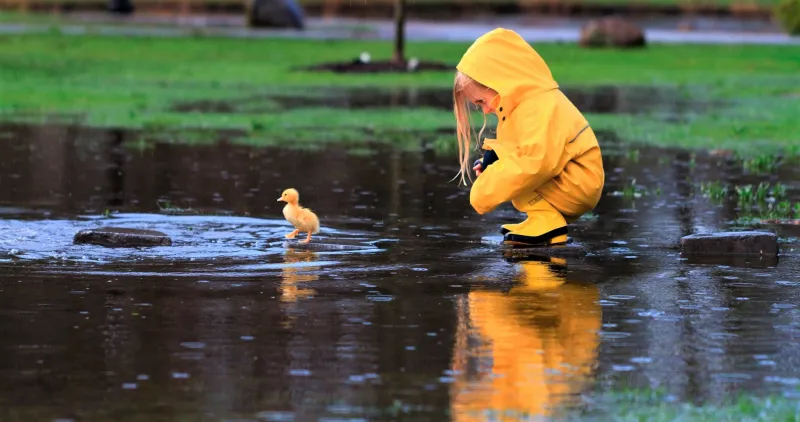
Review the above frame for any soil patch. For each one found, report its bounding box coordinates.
[302,59,453,74]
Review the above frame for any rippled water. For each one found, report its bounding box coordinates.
[1,123,800,421]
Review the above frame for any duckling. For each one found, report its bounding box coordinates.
[277,188,320,244]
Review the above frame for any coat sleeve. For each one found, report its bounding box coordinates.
[469,99,568,215]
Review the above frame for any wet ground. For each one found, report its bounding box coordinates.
[2,123,800,421]
[171,85,713,117]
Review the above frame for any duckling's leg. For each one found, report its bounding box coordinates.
[299,231,313,244]
[285,229,300,239]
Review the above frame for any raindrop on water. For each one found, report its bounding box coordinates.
[180,342,205,349]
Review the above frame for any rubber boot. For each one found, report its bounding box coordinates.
[503,192,568,247]
[500,219,526,235]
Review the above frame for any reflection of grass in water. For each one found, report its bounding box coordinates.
[124,124,458,153]
[609,178,660,199]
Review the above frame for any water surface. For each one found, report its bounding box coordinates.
[1,123,800,421]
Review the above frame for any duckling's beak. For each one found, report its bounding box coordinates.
[277,197,284,202]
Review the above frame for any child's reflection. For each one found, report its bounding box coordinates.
[450,256,601,420]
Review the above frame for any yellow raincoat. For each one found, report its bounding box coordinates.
[457,28,605,219]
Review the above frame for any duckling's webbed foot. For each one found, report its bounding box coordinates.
[285,229,300,239]
[299,232,312,244]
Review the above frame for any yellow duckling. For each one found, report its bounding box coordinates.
[277,188,320,244]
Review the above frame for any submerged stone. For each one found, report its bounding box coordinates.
[680,231,778,256]
[73,227,172,247]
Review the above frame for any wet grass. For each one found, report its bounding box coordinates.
[0,34,798,155]
[699,179,800,224]
[573,388,800,421]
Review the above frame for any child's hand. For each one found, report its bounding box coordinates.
[473,161,483,177]
[472,149,499,178]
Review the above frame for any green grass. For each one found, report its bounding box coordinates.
[566,388,800,421]
[0,32,798,156]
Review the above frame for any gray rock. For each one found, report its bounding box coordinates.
[246,0,305,29]
[74,227,172,247]
[680,231,778,256]
[579,17,646,48]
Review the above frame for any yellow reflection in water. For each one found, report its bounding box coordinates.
[280,248,319,303]
[450,256,601,421]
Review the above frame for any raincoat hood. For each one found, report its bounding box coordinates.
[456,28,558,108]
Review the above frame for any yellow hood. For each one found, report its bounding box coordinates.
[456,28,559,104]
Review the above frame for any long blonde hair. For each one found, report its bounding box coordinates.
[452,71,490,186]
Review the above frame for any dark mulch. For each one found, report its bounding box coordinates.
[302,59,453,74]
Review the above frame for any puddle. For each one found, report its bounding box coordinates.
[170,85,713,117]
[1,122,800,421]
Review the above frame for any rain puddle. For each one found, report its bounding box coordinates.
[1,123,800,421]
[171,85,714,117]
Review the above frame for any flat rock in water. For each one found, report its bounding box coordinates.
[74,227,172,247]
[680,231,778,256]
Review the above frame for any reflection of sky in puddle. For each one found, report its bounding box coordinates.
[0,212,384,271]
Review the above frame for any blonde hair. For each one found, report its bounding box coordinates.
[452,70,490,186]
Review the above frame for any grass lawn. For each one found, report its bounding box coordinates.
[0,32,798,156]
[566,388,800,421]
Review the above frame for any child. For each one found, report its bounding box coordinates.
[453,27,605,247]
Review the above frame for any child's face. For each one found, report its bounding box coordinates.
[465,85,499,115]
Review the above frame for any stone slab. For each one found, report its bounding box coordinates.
[74,227,172,247]
[680,231,778,256]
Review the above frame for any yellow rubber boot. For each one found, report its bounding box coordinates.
[503,192,568,247]
[500,219,527,235]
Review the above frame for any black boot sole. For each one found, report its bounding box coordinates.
[503,226,569,247]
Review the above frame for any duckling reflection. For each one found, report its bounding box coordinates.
[280,247,320,303]
[450,256,601,420]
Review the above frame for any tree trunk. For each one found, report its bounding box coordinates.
[107,0,134,14]
[392,0,406,64]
